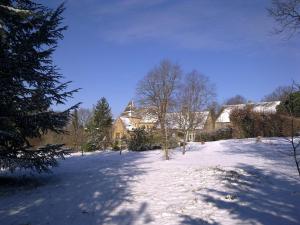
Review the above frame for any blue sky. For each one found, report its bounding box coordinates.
[40,0,300,117]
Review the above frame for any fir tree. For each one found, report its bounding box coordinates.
[94,97,113,129]
[88,97,113,150]
[0,1,79,173]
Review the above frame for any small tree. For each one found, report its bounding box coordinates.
[175,70,215,154]
[0,1,79,173]
[71,109,80,150]
[136,60,181,159]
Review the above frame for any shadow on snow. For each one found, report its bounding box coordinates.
[0,151,153,225]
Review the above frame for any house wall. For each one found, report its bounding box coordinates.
[203,113,215,132]
[112,118,128,140]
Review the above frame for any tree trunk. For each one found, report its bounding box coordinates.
[162,125,169,160]
[182,131,187,155]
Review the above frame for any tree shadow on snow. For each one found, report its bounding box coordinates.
[179,215,219,225]
[198,164,300,225]
[0,151,154,225]
[219,139,299,176]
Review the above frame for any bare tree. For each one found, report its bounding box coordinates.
[208,101,222,130]
[268,0,300,37]
[175,70,215,154]
[136,60,182,160]
[262,85,293,101]
[78,108,93,127]
[225,95,247,105]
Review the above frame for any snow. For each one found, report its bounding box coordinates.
[166,111,210,130]
[216,104,245,123]
[216,101,281,123]
[253,101,281,113]
[140,114,158,124]
[120,116,135,131]
[0,5,30,14]
[1,138,300,225]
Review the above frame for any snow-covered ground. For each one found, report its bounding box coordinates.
[1,138,300,225]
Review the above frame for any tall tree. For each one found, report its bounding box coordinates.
[175,70,215,154]
[88,97,113,150]
[268,0,300,37]
[136,60,181,159]
[0,1,79,173]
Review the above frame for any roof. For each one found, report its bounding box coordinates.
[253,101,281,113]
[166,111,210,130]
[121,100,139,118]
[216,101,281,123]
[140,113,158,124]
[216,104,246,123]
[119,116,136,131]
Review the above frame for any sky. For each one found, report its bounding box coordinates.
[39,0,300,117]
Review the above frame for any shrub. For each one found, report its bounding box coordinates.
[81,142,97,152]
[230,107,288,138]
[128,128,152,151]
[112,141,120,151]
[167,137,180,149]
[196,128,233,142]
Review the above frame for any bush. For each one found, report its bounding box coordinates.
[112,141,120,151]
[128,128,152,151]
[81,142,97,152]
[196,128,233,142]
[167,137,180,149]
[230,107,288,138]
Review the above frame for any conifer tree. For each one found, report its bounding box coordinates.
[93,97,113,130]
[0,1,79,172]
[87,97,113,150]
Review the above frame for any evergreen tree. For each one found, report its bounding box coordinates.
[0,1,79,172]
[87,97,113,150]
[93,97,113,130]
[277,91,300,118]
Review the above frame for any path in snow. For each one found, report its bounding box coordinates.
[0,138,300,225]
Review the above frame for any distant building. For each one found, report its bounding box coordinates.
[112,100,214,142]
[215,101,281,129]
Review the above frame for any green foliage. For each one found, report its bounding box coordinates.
[196,128,233,142]
[81,142,96,152]
[93,97,113,129]
[167,137,179,149]
[112,141,120,151]
[277,91,300,117]
[128,128,152,151]
[86,97,113,150]
[0,1,79,172]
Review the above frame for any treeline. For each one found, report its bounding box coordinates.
[31,97,113,153]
